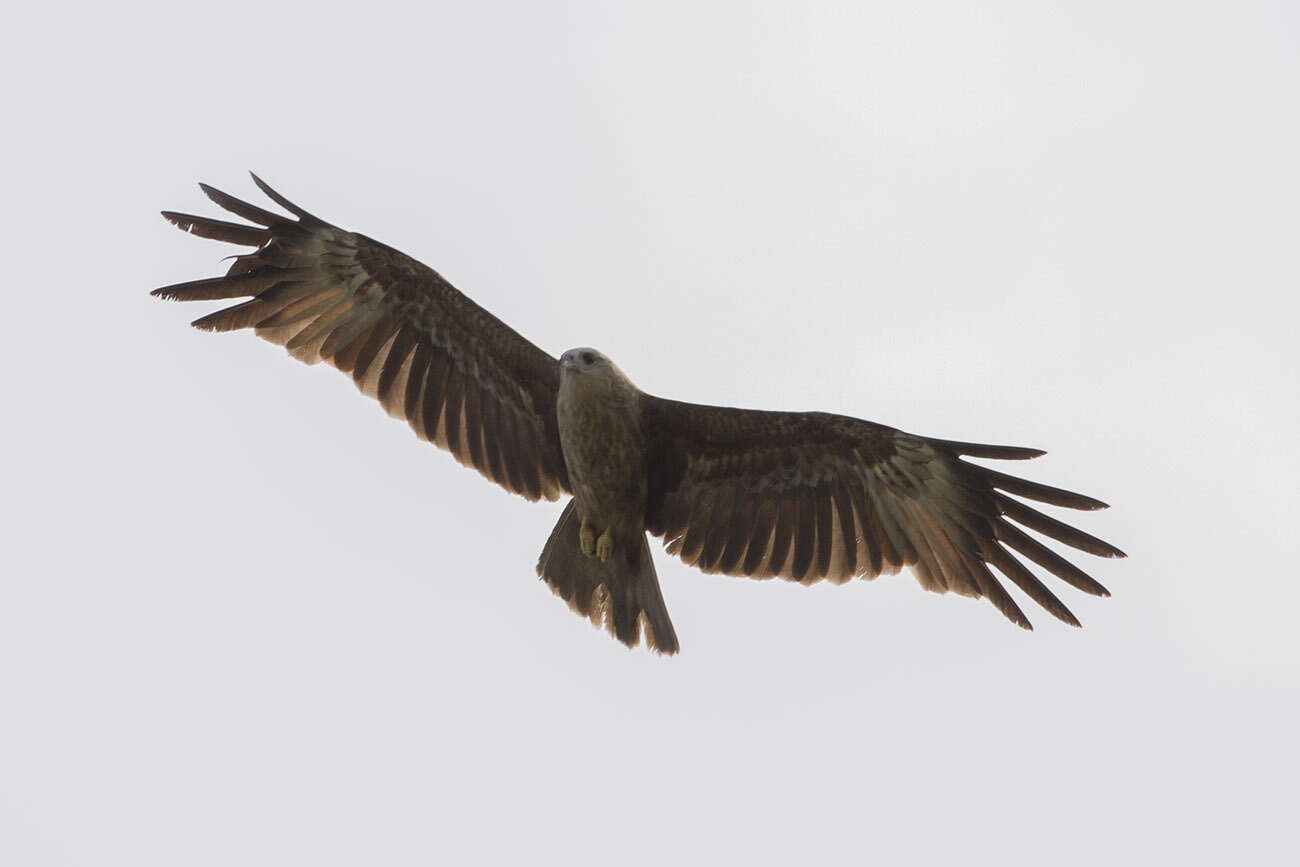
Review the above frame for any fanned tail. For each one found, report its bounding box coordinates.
[536,501,679,654]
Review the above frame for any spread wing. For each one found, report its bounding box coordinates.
[154,176,568,501]
[642,398,1124,628]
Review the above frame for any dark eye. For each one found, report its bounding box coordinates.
[581,352,596,365]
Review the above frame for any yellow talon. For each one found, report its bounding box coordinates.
[579,524,595,557]
[596,531,614,564]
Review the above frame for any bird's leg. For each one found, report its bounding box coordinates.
[595,529,614,564]
[579,522,596,557]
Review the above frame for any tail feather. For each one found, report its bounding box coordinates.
[536,501,679,654]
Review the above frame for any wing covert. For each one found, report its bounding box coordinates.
[155,175,569,501]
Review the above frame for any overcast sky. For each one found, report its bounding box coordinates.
[4,1,1297,864]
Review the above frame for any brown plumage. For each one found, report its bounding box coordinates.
[155,175,1125,655]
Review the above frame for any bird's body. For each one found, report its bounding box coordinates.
[556,349,647,567]
[155,176,1124,654]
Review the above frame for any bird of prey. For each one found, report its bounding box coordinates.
[154,175,1123,654]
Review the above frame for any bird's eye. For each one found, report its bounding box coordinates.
[581,352,596,365]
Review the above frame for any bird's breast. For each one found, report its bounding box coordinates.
[556,376,646,523]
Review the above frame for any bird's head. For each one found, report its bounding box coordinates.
[561,347,610,375]
[560,347,636,392]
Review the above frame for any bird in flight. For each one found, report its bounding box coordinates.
[155,175,1124,654]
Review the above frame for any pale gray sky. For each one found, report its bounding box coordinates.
[3,1,1297,864]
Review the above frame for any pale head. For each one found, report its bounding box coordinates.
[560,347,611,374]
[559,347,635,389]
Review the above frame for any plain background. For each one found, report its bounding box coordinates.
[4,2,1297,864]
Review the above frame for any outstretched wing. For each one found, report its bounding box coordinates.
[154,176,569,501]
[642,398,1124,628]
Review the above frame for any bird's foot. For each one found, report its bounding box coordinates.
[579,524,595,557]
[596,530,613,564]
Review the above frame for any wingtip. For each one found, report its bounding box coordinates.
[247,171,322,223]
[249,171,273,197]
[248,171,275,197]
[160,211,201,235]
[159,210,200,232]
[1097,542,1127,559]
[991,446,1048,460]
[933,438,1049,460]
[1066,492,1112,511]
